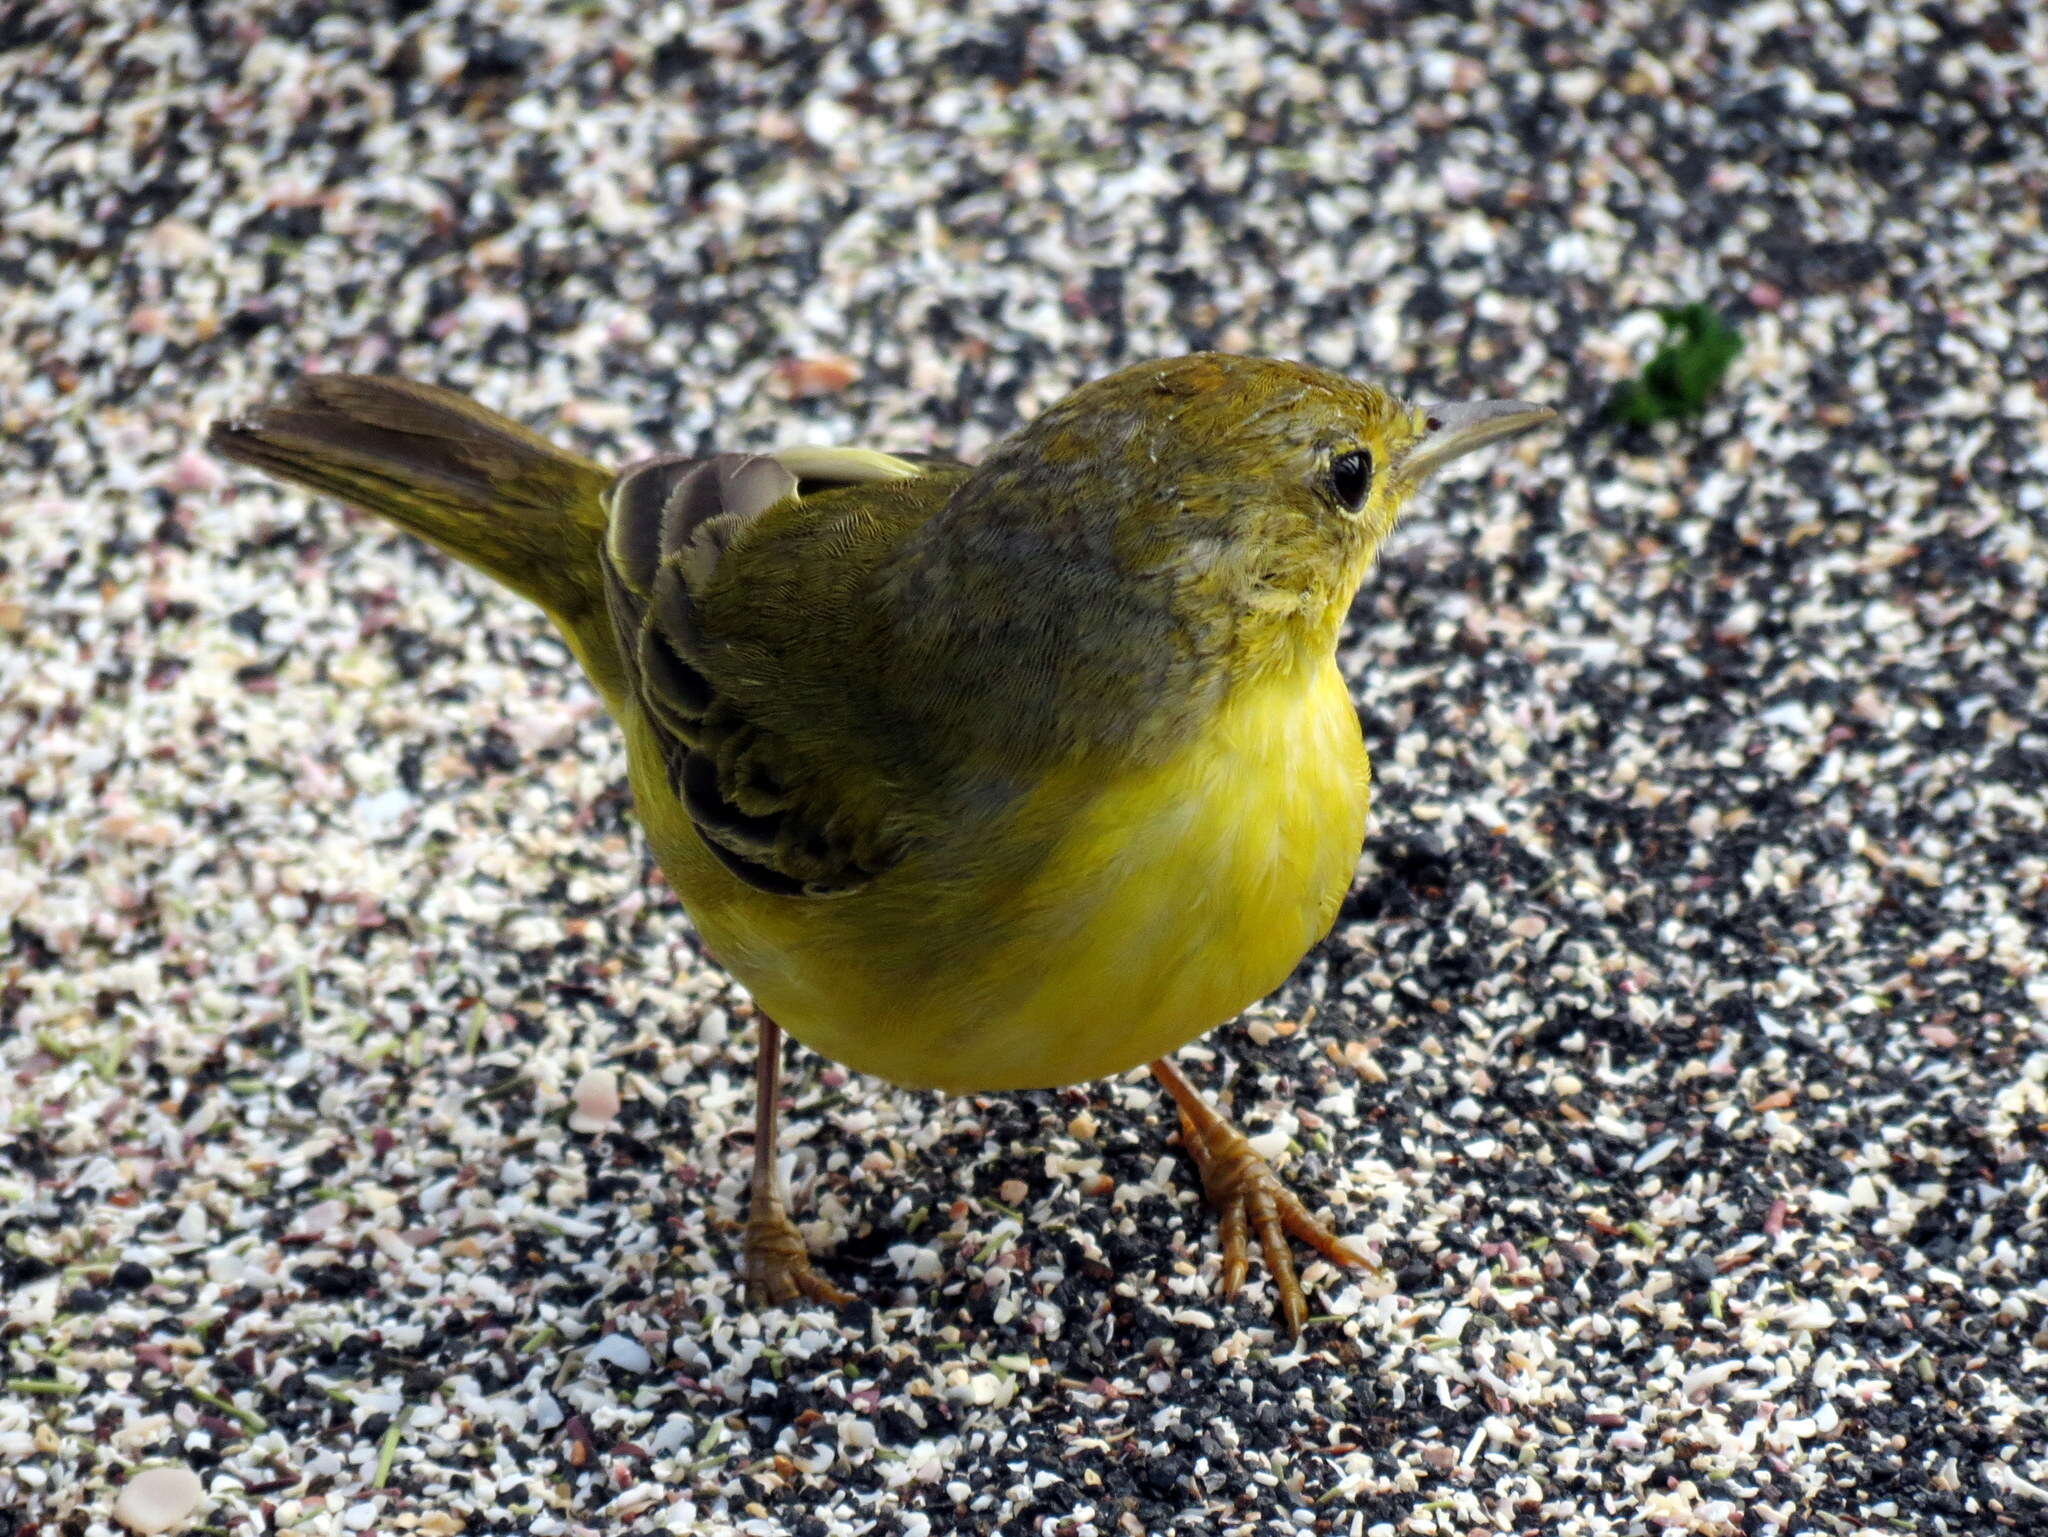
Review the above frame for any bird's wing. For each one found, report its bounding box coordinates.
[597,446,963,898]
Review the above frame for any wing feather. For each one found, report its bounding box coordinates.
[599,449,955,898]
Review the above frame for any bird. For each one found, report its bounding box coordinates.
[208,353,1553,1333]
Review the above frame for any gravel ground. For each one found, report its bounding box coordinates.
[5,4,2048,1535]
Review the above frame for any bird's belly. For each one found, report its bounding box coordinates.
[656,663,1371,1094]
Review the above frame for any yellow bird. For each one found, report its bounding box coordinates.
[210,354,1552,1332]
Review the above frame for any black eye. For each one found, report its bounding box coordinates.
[1328,448,1373,511]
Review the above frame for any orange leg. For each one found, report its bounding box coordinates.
[1150,1056,1371,1335]
[743,1015,852,1308]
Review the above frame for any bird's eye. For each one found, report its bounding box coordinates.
[1328,449,1373,512]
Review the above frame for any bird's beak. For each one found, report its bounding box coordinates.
[1398,400,1556,483]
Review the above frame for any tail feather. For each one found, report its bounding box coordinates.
[207,374,614,628]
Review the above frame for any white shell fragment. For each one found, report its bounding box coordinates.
[586,1332,654,1373]
[114,1466,203,1534]
[567,1067,622,1132]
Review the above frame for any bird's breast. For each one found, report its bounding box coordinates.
[660,658,1372,1094]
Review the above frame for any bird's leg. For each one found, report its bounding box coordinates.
[743,1014,853,1308]
[1149,1055,1370,1335]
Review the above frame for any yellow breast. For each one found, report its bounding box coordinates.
[634,659,1371,1093]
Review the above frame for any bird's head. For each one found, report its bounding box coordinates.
[947,352,1554,674]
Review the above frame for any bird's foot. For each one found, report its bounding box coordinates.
[1153,1059,1373,1335]
[741,1012,853,1310]
[743,1196,853,1309]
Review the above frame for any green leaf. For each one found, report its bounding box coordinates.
[1607,304,1743,426]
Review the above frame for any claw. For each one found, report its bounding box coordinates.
[1155,1058,1373,1335]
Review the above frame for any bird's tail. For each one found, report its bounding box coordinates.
[207,374,615,631]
